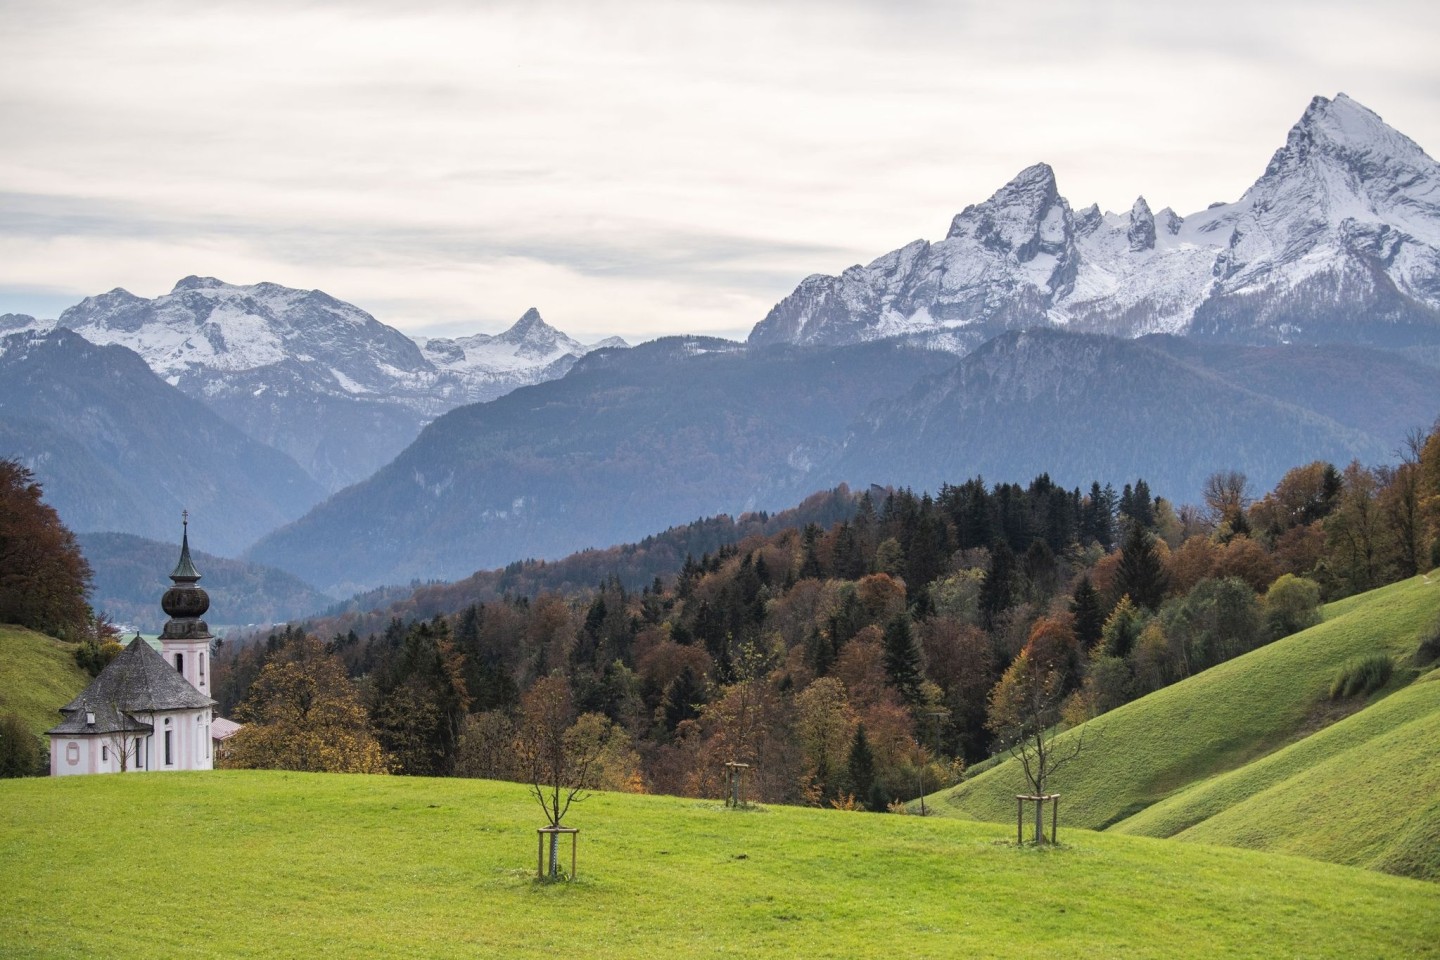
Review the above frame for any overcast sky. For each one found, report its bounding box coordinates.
[2,0,1437,343]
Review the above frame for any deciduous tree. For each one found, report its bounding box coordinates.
[0,459,93,640]
[987,651,1090,843]
[225,634,388,774]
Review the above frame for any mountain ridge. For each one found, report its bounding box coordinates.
[6,280,625,490]
[749,93,1440,351]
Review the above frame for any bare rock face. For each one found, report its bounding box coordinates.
[748,94,1440,351]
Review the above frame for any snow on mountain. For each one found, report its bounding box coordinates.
[419,307,627,382]
[749,93,1440,350]
[14,279,625,492]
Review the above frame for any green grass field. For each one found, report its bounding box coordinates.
[2,770,1438,959]
[929,576,1440,874]
[0,625,87,735]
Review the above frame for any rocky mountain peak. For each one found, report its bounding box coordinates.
[946,162,1064,248]
[1253,93,1437,202]
[745,93,1440,352]
[172,275,226,293]
[499,307,557,342]
[1128,196,1156,252]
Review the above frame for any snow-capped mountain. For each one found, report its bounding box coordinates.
[10,279,625,491]
[418,307,627,400]
[749,94,1440,350]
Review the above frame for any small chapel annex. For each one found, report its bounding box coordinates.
[47,518,234,775]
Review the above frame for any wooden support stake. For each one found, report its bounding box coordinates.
[536,826,580,880]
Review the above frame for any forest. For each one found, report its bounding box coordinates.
[207,421,1439,808]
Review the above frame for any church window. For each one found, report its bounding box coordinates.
[164,720,173,766]
[175,652,184,675]
[102,745,108,763]
[65,742,79,766]
[200,652,206,684]
[135,738,144,769]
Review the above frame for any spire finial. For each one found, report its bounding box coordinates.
[170,512,201,583]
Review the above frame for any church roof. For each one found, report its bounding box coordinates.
[49,636,214,736]
[46,699,153,736]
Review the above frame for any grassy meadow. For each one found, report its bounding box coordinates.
[3,770,1439,959]
[0,625,86,735]
[928,575,1440,876]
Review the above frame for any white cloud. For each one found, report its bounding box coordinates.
[1,0,1437,339]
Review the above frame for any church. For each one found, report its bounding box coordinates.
[47,518,235,775]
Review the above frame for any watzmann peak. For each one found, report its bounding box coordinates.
[748,93,1440,350]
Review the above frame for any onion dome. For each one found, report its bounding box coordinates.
[160,512,210,635]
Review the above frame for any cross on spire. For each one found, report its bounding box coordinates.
[170,512,201,583]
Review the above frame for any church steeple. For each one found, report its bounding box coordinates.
[160,512,212,697]
[170,510,201,583]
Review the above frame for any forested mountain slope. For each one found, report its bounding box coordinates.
[0,330,323,554]
[248,338,957,593]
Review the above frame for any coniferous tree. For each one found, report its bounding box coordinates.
[1070,575,1104,651]
[881,614,924,704]
[660,665,703,733]
[846,723,878,810]
[1115,523,1169,611]
[979,542,1018,629]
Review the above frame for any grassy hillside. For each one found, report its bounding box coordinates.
[930,576,1440,841]
[2,771,1438,959]
[1119,669,1440,879]
[0,625,87,734]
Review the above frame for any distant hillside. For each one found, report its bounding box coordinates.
[311,486,862,637]
[819,328,1436,502]
[0,626,87,736]
[2,771,1437,959]
[0,329,324,555]
[78,533,333,632]
[931,576,1440,878]
[249,338,957,593]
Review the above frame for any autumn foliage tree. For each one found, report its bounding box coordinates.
[224,634,388,774]
[0,459,93,640]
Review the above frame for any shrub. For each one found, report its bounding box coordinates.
[1413,615,1440,668]
[0,713,43,778]
[1329,654,1393,700]
[1263,574,1323,641]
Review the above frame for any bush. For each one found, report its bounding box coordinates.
[1263,574,1323,641]
[1413,615,1440,668]
[1329,654,1393,700]
[0,713,43,778]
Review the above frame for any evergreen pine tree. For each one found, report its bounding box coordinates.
[846,723,878,809]
[1070,575,1105,651]
[661,666,703,732]
[881,614,924,704]
[1132,479,1156,530]
[1115,523,1169,611]
[979,541,1017,629]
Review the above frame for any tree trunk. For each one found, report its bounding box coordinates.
[1034,796,1045,844]
[548,831,560,878]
